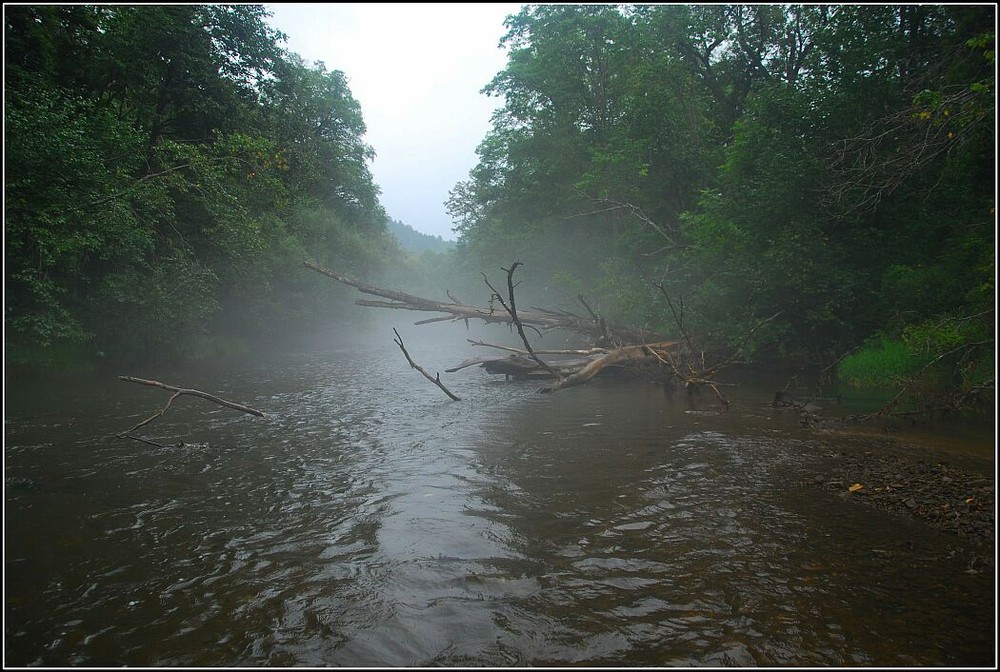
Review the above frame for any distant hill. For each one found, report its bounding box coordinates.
[387,219,456,254]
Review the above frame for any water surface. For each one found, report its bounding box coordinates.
[4,326,995,666]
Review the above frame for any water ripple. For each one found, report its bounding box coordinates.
[4,347,994,667]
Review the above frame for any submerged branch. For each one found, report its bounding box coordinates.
[117,376,264,443]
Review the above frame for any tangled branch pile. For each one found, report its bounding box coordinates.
[305,260,733,402]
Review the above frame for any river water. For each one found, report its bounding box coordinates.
[4,322,995,666]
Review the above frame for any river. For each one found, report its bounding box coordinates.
[4,321,995,666]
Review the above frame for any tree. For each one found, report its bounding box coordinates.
[4,4,395,367]
[450,2,995,390]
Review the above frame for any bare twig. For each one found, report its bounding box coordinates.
[656,283,699,357]
[392,328,461,401]
[701,311,782,379]
[568,192,683,248]
[824,85,989,215]
[577,294,613,345]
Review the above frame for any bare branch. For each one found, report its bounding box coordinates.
[824,85,988,215]
[482,262,563,382]
[305,260,616,339]
[570,193,683,248]
[392,328,461,401]
[117,376,264,443]
[467,339,608,356]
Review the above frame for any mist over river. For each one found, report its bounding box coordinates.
[4,321,995,666]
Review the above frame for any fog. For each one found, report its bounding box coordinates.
[247,288,530,368]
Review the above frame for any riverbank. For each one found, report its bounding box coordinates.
[805,429,995,573]
[755,373,995,564]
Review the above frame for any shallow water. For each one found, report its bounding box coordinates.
[4,324,995,666]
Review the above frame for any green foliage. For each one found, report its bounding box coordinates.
[4,4,391,369]
[451,2,994,405]
[904,313,995,391]
[838,337,925,389]
[839,307,993,411]
[93,253,220,362]
[5,81,153,348]
[5,1,995,412]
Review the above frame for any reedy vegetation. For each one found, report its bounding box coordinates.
[4,5,995,408]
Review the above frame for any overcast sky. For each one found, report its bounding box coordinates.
[264,3,523,241]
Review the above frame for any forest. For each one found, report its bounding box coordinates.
[4,4,995,413]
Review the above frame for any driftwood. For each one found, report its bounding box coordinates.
[448,340,611,376]
[540,342,681,393]
[117,376,264,446]
[450,340,682,391]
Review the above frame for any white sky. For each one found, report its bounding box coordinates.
[264,3,523,241]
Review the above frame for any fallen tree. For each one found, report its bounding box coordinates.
[303,260,654,345]
[304,260,738,399]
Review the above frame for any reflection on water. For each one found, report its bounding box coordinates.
[4,328,995,666]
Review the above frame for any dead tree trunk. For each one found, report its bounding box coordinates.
[538,342,681,393]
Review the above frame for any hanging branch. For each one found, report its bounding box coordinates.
[567,191,685,250]
[117,376,264,445]
[823,85,987,215]
[392,328,461,401]
[699,310,782,379]
[655,282,699,357]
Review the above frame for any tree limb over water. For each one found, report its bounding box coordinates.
[392,328,461,401]
[481,261,564,382]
